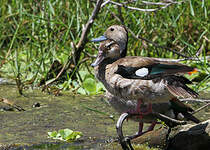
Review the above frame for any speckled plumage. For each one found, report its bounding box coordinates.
[105,91,200,124]
[91,25,199,138]
[92,25,198,105]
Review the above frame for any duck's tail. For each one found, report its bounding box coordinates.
[166,75,199,98]
[170,98,200,124]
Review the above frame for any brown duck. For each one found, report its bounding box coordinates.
[91,25,198,137]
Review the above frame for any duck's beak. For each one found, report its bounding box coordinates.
[91,51,105,67]
[91,35,107,67]
[91,35,107,42]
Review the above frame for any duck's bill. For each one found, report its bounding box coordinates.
[91,52,105,67]
[91,35,107,42]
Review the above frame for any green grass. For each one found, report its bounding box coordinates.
[0,0,209,95]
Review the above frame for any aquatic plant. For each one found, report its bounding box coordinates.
[48,128,82,142]
[0,0,209,95]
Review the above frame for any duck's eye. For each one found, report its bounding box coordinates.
[110,28,114,31]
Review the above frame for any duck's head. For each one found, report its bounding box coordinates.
[91,25,128,67]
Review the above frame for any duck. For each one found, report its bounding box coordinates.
[91,25,198,137]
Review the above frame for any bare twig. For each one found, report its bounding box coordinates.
[196,42,205,56]
[116,111,186,150]
[142,1,176,5]
[0,98,25,111]
[101,0,111,7]
[203,36,210,42]
[109,1,160,12]
[153,112,187,127]
[83,50,96,58]
[180,98,210,103]
[180,98,210,115]
[42,60,68,91]
[142,1,168,5]
[75,0,103,63]
[152,57,209,62]
[116,0,124,24]
[131,30,189,58]
[108,0,184,12]
[192,103,210,115]
[62,0,103,81]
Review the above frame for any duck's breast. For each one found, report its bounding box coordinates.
[104,59,175,103]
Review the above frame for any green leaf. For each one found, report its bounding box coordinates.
[48,131,57,138]
[48,129,82,141]
[96,82,105,93]
[66,131,83,141]
[58,129,73,139]
[82,78,96,94]
[77,87,87,95]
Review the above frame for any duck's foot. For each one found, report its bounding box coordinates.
[127,121,157,139]
[119,137,134,150]
[116,113,134,150]
[116,112,156,150]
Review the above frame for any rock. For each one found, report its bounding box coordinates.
[132,119,210,150]
[166,120,210,150]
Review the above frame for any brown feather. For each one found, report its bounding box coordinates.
[113,56,195,75]
[166,76,198,98]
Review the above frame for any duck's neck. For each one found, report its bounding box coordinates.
[120,43,127,58]
[119,29,128,58]
[103,57,119,65]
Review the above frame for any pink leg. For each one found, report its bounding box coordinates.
[129,121,156,139]
[128,100,154,139]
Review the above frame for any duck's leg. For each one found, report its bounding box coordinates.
[128,100,154,139]
[128,122,144,139]
[129,121,157,139]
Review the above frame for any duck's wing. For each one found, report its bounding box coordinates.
[164,75,198,98]
[113,57,198,98]
[114,56,197,80]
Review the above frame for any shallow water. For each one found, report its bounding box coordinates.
[0,84,139,150]
[0,84,209,150]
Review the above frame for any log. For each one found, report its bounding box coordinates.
[132,119,210,150]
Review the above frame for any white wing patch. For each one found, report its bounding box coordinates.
[135,68,149,77]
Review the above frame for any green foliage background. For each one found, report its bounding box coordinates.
[0,0,209,94]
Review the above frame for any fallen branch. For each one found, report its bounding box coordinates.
[180,98,210,103]
[0,98,25,111]
[192,103,210,115]
[131,119,210,150]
